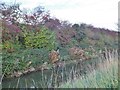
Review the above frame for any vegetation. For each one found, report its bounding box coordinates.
[0,2,119,89]
[59,58,118,88]
[2,49,118,88]
[58,49,118,88]
[24,26,56,50]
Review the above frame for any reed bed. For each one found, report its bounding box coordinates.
[59,49,118,88]
[2,49,118,88]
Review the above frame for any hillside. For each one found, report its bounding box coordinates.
[1,3,118,79]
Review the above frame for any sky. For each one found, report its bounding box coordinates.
[1,0,119,31]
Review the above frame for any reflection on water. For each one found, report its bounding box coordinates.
[2,57,100,88]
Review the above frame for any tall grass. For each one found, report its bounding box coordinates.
[59,49,118,88]
[28,49,118,88]
[2,49,118,88]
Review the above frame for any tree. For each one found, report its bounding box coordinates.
[24,26,57,51]
[75,31,86,42]
[22,5,50,26]
[0,3,22,25]
[72,24,79,31]
[79,23,87,30]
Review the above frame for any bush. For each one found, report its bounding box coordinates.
[24,26,57,51]
[22,48,50,67]
[2,48,50,77]
[2,40,21,53]
[79,37,90,48]
[95,39,105,48]
[74,31,86,42]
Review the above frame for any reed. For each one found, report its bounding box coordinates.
[4,49,118,88]
[59,49,118,88]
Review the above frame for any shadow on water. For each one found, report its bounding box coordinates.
[2,57,102,88]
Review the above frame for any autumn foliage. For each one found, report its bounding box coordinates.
[1,2,118,78]
[49,50,60,63]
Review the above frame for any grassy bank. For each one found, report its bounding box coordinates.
[59,50,118,88]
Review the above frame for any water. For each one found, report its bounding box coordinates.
[2,58,100,88]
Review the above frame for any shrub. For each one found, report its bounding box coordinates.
[49,50,60,63]
[24,26,57,51]
[79,37,90,48]
[2,48,50,77]
[2,40,21,53]
[68,46,84,60]
[95,39,105,48]
[74,31,86,42]
[22,48,50,67]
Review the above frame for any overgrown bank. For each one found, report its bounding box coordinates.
[58,50,118,88]
[1,3,118,81]
[2,49,118,88]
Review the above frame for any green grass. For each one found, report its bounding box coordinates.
[59,51,118,88]
[34,49,118,88]
[2,49,118,88]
